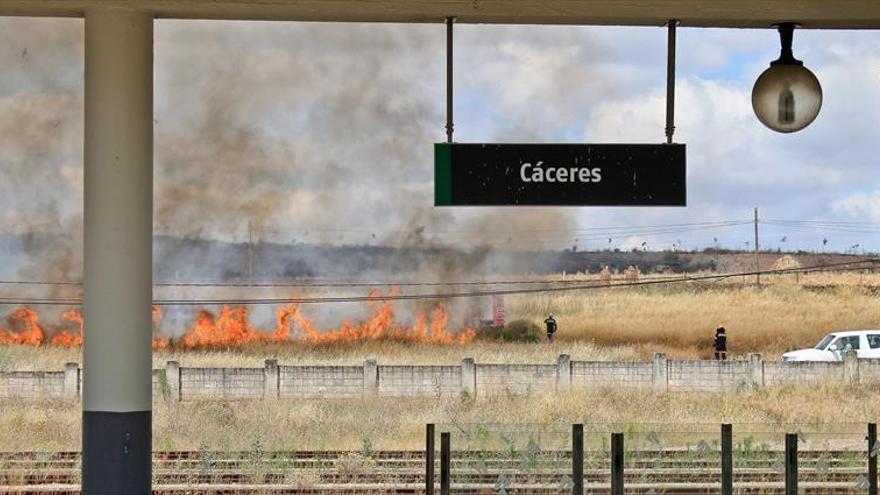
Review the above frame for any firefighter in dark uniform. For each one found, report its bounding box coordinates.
[714,326,727,360]
[544,315,557,342]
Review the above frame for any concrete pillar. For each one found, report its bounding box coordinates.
[165,361,180,401]
[264,359,279,398]
[364,359,378,395]
[63,363,79,399]
[844,350,859,385]
[749,353,764,388]
[81,9,153,495]
[652,353,668,392]
[556,354,571,392]
[461,358,476,397]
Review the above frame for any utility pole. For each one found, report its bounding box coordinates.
[247,220,254,283]
[754,208,760,287]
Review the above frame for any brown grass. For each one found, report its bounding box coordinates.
[508,279,880,360]
[0,382,876,452]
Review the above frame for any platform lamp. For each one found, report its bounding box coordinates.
[751,23,823,133]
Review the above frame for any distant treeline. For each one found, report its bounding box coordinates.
[0,233,868,282]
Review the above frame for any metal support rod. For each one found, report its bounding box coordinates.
[721,424,733,495]
[573,424,584,495]
[445,17,454,143]
[869,423,877,495]
[440,432,451,495]
[426,424,435,495]
[785,433,798,495]
[611,433,624,495]
[664,20,677,144]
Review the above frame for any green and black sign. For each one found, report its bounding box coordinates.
[435,143,686,206]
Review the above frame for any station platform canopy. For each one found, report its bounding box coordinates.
[1,0,879,28]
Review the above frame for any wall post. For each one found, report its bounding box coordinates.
[785,433,798,495]
[63,362,80,399]
[461,358,476,397]
[364,359,378,396]
[721,423,733,495]
[556,354,571,392]
[845,350,859,385]
[611,432,624,495]
[426,423,436,495]
[440,432,451,495]
[749,353,764,388]
[572,424,584,495]
[868,422,877,495]
[652,353,668,392]
[264,359,279,398]
[165,361,180,401]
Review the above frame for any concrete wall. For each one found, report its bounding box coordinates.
[668,360,752,392]
[377,365,461,397]
[0,371,66,399]
[572,361,653,390]
[764,360,845,385]
[179,367,265,399]
[5,352,878,400]
[475,364,557,396]
[279,365,363,399]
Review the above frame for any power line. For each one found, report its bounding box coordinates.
[762,221,880,235]
[0,254,873,289]
[765,219,880,226]
[0,259,875,307]
[255,219,751,237]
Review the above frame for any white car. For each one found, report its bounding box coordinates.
[781,330,880,362]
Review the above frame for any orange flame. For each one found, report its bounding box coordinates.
[152,306,168,350]
[0,292,476,349]
[49,310,83,347]
[0,308,44,346]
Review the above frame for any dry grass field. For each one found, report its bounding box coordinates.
[0,381,876,452]
[508,275,880,360]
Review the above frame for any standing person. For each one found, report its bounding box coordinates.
[714,326,727,360]
[544,315,557,342]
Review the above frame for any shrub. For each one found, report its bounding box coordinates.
[479,319,542,343]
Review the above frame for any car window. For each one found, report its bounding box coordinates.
[868,335,880,349]
[832,336,860,351]
[816,334,835,350]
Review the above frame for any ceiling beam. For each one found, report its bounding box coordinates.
[0,0,878,29]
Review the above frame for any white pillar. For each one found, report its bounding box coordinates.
[461,358,476,397]
[165,361,181,401]
[63,362,80,399]
[844,350,859,385]
[363,359,378,395]
[748,353,764,389]
[82,8,153,495]
[556,354,571,392]
[264,359,279,398]
[652,353,668,392]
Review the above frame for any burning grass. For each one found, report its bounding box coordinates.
[0,292,476,354]
[0,270,878,365]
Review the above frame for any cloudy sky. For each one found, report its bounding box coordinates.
[0,17,878,256]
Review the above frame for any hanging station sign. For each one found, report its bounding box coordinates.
[434,143,686,207]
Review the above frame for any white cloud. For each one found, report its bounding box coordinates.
[832,191,880,221]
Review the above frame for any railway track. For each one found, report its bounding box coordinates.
[0,450,872,494]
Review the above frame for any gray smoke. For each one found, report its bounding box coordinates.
[1,18,609,334]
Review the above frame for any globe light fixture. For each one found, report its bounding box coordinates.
[751,23,822,133]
